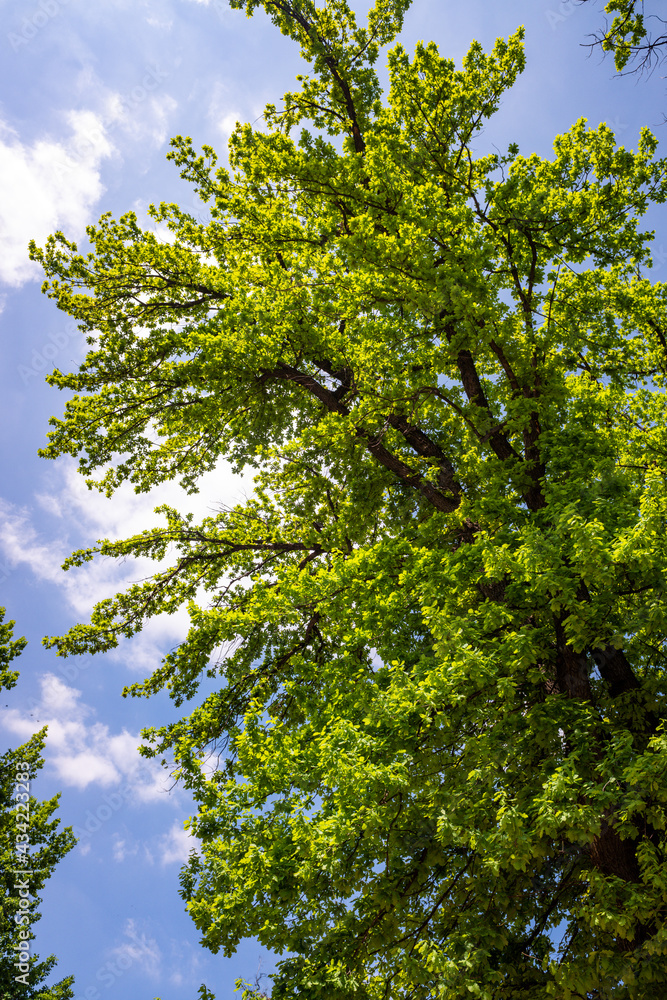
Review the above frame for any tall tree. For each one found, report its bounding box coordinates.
[31,0,667,995]
[0,610,75,1000]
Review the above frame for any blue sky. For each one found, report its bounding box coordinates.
[0,1,665,998]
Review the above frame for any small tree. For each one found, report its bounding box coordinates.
[0,610,75,1000]
[31,0,667,995]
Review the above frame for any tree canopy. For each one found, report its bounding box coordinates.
[30,0,667,996]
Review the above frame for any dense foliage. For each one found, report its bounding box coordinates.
[31,0,667,996]
[0,611,75,1000]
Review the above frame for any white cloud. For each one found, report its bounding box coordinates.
[108,89,178,148]
[0,493,137,617]
[0,112,115,287]
[112,835,127,862]
[106,917,207,988]
[157,820,199,866]
[38,457,248,547]
[56,751,121,788]
[109,819,199,867]
[112,833,142,863]
[0,673,170,800]
[145,15,174,29]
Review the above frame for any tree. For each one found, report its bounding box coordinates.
[580,1,667,75]
[29,0,667,995]
[0,610,76,1000]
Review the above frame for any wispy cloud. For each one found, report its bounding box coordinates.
[0,459,251,667]
[157,820,200,866]
[112,834,135,863]
[205,78,261,142]
[109,919,162,980]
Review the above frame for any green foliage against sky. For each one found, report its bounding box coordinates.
[0,613,75,1000]
[29,0,667,996]
[0,607,27,697]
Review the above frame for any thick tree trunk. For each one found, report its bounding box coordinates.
[589,812,641,883]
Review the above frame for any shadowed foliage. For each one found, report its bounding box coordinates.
[30,1,667,996]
